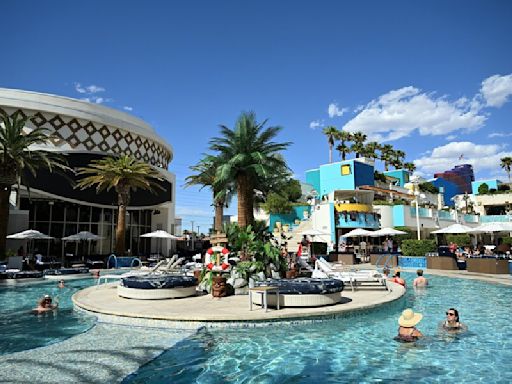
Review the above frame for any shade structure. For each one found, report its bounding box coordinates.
[300,229,331,236]
[431,224,473,234]
[7,229,54,240]
[62,231,102,241]
[343,228,375,237]
[467,222,512,233]
[140,230,180,239]
[370,227,408,237]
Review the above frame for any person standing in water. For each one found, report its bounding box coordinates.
[413,269,428,287]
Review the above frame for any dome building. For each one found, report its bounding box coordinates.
[0,88,176,258]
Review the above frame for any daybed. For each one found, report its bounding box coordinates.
[251,278,344,308]
[117,274,198,300]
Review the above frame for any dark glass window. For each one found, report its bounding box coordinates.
[50,223,64,239]
[130,211,139,226]
[36,202,51,221]
[52,202,65,222]
[66,204,78,222]
[64,223,78,236]
[90,224,98,235]
[91,207,102,223]
[79,206,91,223]
[79,223,90,232]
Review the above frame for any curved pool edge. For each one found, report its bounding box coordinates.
[72,282,406,328]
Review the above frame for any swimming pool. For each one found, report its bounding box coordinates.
[124,273,512,383]
[0,278,97,354]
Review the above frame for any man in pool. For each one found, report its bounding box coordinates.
[413,269,428,287]
[33,294,58,313]
[58,280,65,288]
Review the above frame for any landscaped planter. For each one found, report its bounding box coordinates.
[426,256,458,270]
[466,258,509,274]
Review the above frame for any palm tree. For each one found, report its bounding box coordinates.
[351,131,367,158]
[185,155,231,233]
[335,130,353,160]
[380,144,395,171]
[76,155,163,255]
[322,126,338,163]
[210,111,290,227]
[0,110,67,256]
[394,150,406,169]
[501,157,512,182]
[363,141,381,161]
[403,162,416,173]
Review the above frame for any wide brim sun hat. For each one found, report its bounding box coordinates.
[398,308,423,327]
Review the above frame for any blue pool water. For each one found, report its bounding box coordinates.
[0,278,97,354]
[125,273,512,383]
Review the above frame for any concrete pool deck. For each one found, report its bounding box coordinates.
[73,282,405,326]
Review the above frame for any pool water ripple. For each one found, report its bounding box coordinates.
[125,272,512,383]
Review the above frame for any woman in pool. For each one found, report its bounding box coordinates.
[441,308,467,333]
[58,280,65,288]
[396,308,423,342]
[33,295,58,313]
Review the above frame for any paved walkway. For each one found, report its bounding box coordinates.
[0,323,197,384]
[73,282,405,325]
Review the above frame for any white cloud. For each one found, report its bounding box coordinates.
[480,74,512,107]
[488,132,512,138]
[414,141,512,177]
[81,96,112,104]
[123,106,133,111]
[176,207,213,217]
[446,135,457,141]
[309,119,323,129]
[85,85,105,93]
[327,103,348,118]
[342,86,486,142]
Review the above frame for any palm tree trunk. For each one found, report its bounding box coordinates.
[115,192,128,255]
[0,186,11,257]
[329,144,333,164]
[214,199,224,232]
[237,173,253,227]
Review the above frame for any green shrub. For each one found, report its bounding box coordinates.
[401,239,436,256]
[446,234,471,246]
[502,237,512,245]
[478,183,489,194]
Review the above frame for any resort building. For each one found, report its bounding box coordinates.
[430,164,475,206]
[1,88,176,257]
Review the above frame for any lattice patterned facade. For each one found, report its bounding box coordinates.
[0,106,171,168]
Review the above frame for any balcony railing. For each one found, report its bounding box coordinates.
[409,207,432,218]
[480,215,512,223]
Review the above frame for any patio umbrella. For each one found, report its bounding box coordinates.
[370,227,408,237]
[467,222,512,233]
[7,229,54,258]
[431,224,472,234]
[140,230,179,256]
[343,228,374,237]
[62,231,102,263]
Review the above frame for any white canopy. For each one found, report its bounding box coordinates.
[431,223,473,234]
[7,229,54,240]
[370,227,408,237]
[467,222,512,233]
[343,228,374,237]
[140,230,180,239]
[62,231,102,241]
[300,229,331,236]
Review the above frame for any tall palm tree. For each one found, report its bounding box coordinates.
[363,141,381,161]
[76,155,163,255]
[394,150,406,169]
[335,130,353,160]
[380,144,395,171]
[403,162,416,173]
[210,111,290,227]
[322,126,338,164]
[0,110,67,256]
[185,155,230,233]
[351,131,367,158]
[501,157,512,182]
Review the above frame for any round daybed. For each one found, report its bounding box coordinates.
[0,270,44,280]
[252,278,344,308]
[44,268,91,279]
[117,274,198,300]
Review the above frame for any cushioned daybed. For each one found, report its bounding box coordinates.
[44,268,91,279]
[117,274,198,300]
[252,278,344,307]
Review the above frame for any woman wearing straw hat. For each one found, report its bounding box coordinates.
[396,308,424,342]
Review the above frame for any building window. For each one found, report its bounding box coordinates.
[341,164,351,176]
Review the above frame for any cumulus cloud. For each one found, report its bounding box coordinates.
[488,132,512,138]
[414,141,512,177]
[123,106,133,111]
[74,82,105,94]
[81,96,112,104]
[309,119,323,129]
[480,74,512,107]
[342,86,486,142]
[327,103,348,118]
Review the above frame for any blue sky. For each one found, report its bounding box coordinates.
[2,0,512,233]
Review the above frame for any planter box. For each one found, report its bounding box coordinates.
[370,254,398,267]
[427,256,458,270]
[466,258,509,274]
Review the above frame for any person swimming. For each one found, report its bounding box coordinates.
[58,280,65,288]
[33,294,58,313]
[395,308,423,342]
[441,308,467,333]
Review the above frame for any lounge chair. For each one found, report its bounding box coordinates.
[312,258,386,291]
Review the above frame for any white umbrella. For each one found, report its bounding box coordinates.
[431,223,473,234]
[343,228,374,237]
[467,222,512,233]
[140,230,179,256]
[62,231,102,241]
[7,229,54,239]
[370,227,408,237]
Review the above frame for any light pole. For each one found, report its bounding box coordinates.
[414,191,421,240]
